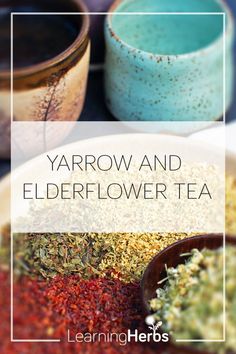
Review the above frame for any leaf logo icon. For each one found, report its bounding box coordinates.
[148,321,162,333]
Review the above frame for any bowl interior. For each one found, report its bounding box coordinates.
[0,0,88,73]
[110,0,225,56]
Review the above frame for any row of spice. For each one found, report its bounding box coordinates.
[0,174,235,354]
[1,240,236,354]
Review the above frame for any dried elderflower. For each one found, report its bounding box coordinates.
[226,175,236,235]
[149,246,236,354]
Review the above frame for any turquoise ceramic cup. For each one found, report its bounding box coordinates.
[104,0,234,121]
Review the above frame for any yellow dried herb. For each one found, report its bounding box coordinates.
[226,175,236,234]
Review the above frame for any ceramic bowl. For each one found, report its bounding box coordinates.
[0,0,90,159]
[104,0,234,122]
[141,234,236,354]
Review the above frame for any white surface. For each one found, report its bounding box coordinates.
[190,122,236,153]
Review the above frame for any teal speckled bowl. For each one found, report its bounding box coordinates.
[104,0,234,121]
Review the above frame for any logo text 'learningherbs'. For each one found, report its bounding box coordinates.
[67,329,169,346]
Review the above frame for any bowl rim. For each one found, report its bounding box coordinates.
[0,0,90,80]
[106,0,234,61]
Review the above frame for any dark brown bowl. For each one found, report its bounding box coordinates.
[141,234,236,354]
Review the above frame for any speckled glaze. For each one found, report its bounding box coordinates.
[0,0,90,158]
[104,0,234,122]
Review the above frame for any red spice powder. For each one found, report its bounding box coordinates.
[46,275,144,335]
[0,271,162,354]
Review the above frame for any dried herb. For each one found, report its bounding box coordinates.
[13,233,100,279]
[13,232,195,282]
[0,224,10,270]
[89,232,195,282]
[226,175,236,235]
[148,246,236,354]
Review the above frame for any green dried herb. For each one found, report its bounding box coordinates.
[13,233,99,279]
